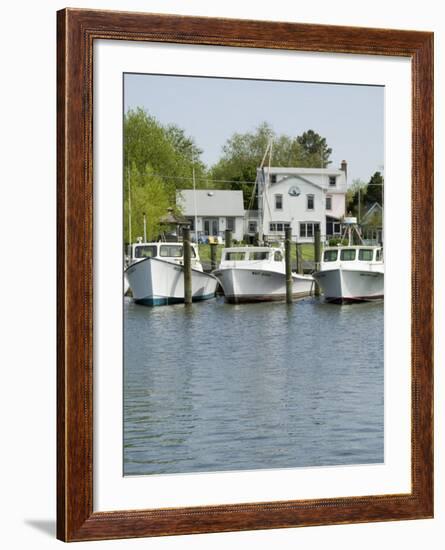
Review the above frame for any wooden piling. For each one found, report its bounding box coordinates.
[225,229,232,248]
[314,229,321,297]
[285,227,293,304]
[210,242,217,271]
[183,227,192,305]
[296,243,304,275]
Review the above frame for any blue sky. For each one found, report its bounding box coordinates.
[124,73,384,186]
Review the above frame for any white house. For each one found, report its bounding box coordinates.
[246,162,348,242]
[177,189,245,242]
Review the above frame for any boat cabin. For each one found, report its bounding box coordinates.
[220,246,285,268]
[127,242,202,270]
[321,246,383,267]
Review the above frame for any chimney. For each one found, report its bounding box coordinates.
[340,160,347,182]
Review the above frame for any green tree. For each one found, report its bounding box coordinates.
[210,123,332,207]
[124,108,206,201]
[365,171,384,206]
[346,179,367,218]
[123,108,207,242]
[296,129,332,167]
[124,164,170,244]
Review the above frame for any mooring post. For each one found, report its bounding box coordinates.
[183,227,192,305]
[285,227,293,304]
[210,242,217,271]
[314,228,321,297]
[296,242,304,275]
[225,229,232,248]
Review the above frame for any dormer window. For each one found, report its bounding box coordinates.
[329,176,337,187]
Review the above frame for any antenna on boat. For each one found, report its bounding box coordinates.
[192,165,198,243]
[127,165,132,246]
[143,212,147,242]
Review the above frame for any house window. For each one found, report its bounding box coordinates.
[299,222,320,238]
[226,217,236,231]
[326,196,332,210]
[329,176,337,187]
[248,221,257,233]
[307,194,314,210]
[269,222,290,232]
[275,194,283,210]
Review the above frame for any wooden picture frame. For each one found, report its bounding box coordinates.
[57,8,433,542]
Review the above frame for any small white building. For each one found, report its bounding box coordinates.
[247,162,348,242]
[177,189,245,242]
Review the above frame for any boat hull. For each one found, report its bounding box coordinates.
[312,268,384,303]
[125,257,218,306]
[213,268,314,304]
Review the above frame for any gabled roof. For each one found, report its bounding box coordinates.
[274,174,325,191]
[362,202,383,223]
[177,189,245,217]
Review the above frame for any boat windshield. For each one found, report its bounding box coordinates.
[249,251,270,261]
[358,249,374,261]
[225,251,246,261]
[134,245,157,259]
[159,245,196,258]
[323,249,338,262]
[340,249,356,261]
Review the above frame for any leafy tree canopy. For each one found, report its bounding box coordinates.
[124,108,206,200]
[296,129,332,168]
[124,108,208,242]
[210,123,333,207]
[346,172,384,220]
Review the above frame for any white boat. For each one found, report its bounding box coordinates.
[213,246,314,304]
[312,217,384,303]
[125,242,218,306]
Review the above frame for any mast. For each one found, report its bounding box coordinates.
[258,139,273,244]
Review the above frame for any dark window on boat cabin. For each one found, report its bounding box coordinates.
[275,194,283,210]
[323,249,338,262]
[329,176,337,187]
[159,245,196,258]
[226,217,236,231]
[359,249,374,261]
[274,250,283,262]
[376,248,383,262]
[340,249,356,261]
[225,251,246,261]
[134,245,157,259]
[270,174,277,183]
[307,194,314,210]
[250,251,269,261]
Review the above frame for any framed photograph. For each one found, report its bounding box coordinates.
[57,8,433,542]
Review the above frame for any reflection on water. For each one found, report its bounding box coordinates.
[124,297,383,476]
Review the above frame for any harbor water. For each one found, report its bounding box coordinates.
[124,297,384,476]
